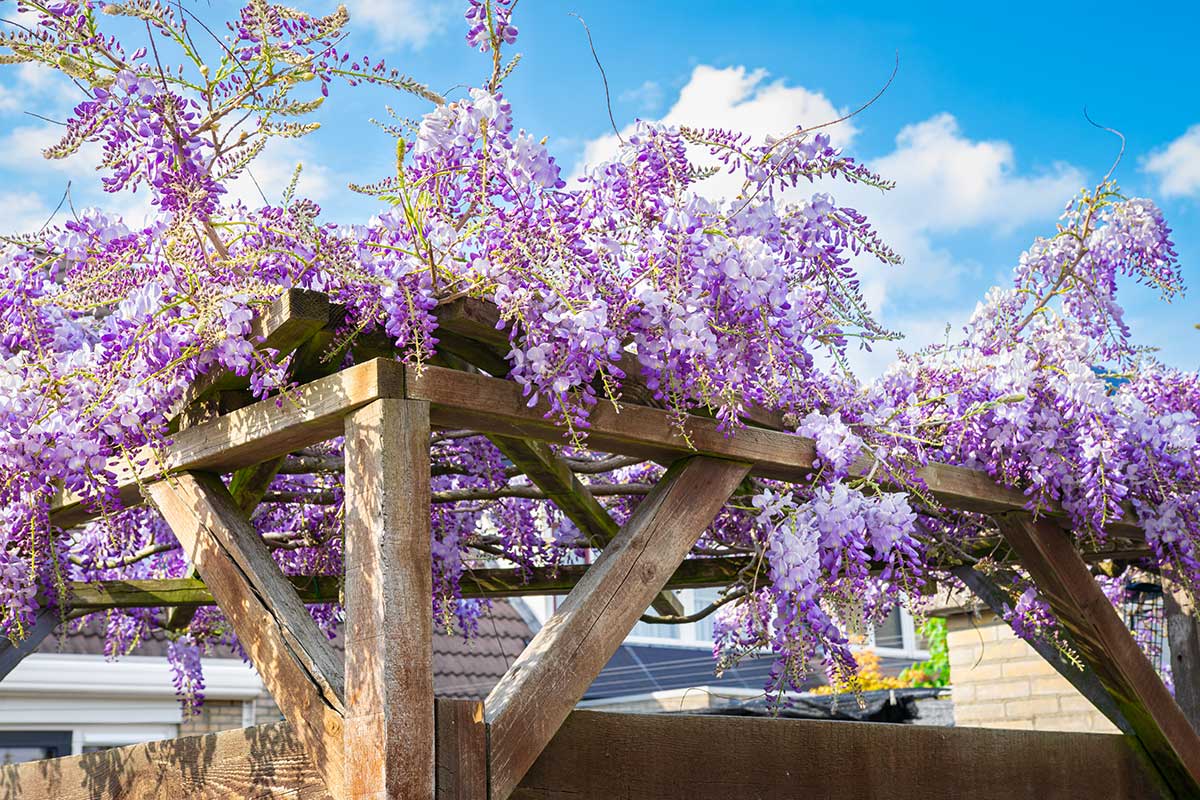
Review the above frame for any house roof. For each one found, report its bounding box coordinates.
[36,600,534,701]
[584,643,914,702]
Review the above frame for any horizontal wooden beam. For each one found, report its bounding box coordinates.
[63,558,750,612]
[406,364,1143,536]
[0,707,1167,800]
[52,358,406,529]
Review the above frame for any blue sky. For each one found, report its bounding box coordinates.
[1,0,1198,373]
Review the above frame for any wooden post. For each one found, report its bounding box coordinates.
[343,399,435,800]
[147,472,346,798]
[996,512,1200,797]
[484,456,752,800]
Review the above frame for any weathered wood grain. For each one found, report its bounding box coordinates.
[0,709,1164,800]
[52,358,405,529]
[65,557,746,613]
[147,472,346,798]
[996,512,1200,797]
[0,721,332,800]
[343,400,435,800]
[514,709,1164,800]
[1163,577,1200,734]
[485,456,752,800]
[435,700,487,800]
[67,575,341,611]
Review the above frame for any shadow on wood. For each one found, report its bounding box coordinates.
[0,707,1166,800]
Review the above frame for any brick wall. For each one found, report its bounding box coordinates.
[179,699,248,736]
[947,609,1115,732]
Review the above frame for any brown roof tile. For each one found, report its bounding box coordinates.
[36,600,533,701]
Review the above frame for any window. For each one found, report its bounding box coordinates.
[626,588,722,646]
[873,607,905,650]
[0,731,72,766]
[869,606,926,659]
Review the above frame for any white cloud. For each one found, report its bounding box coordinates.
[619,80,664,113]
[840,113,1082,316]
[0,124,87,173]
[0,63,82,114]
[572,64,1086,377]
[868,114,1082,234]
[1143,124,1200,198]
[343,0,457,49]
[0,191,57,233]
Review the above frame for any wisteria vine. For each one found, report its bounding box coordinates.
[0,0,1194,709]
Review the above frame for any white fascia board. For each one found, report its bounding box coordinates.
[0,654,265,700]
[0,697,183,726]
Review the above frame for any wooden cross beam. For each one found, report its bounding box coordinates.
[64,556,748,613]
[49,358,1149,543]
[404,364,1146,537]
[484,456,752,800]
[995,513,1200,797]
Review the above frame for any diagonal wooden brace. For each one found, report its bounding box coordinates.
[147,471,347,798]
[484,455,752,800]
[343,399,435,800]
[996,512,1200,797]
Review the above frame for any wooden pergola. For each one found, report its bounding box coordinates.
[2,289,1198,799]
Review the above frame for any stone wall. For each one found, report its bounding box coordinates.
[947,609,1115,732]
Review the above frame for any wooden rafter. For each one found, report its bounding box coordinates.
[485,456,752,800]
[995,513,1200,797]
[147,472,347,798]
[62,556,748,613]
[343,399,435,799]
